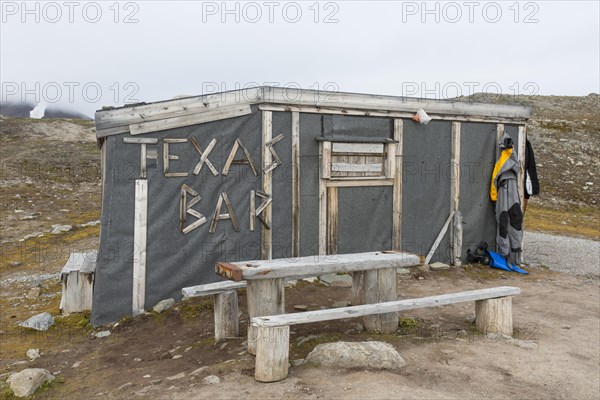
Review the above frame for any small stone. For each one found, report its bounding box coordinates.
[143,375,151,378]
[302,277,319,283]
[153,298,175,313]
[354,323,364,333]
[133,358,142,362]
[456,329,467,337]
[185,347,192,352]
[203,375,220,385]
[18,312,54,331]
[94,330,111,338]
[429,262,450,271]
[172,354,183,360]
[150,379,162,385]
[72,361,82,368]
[7,369,55,397]
[166,372,185,381]
[26,349,40,361]
[51,225,72,234]
[294,305,308,311]
[26,287,41,299]
[305,341,406,370]
[562,325,571,329]
[418,276,425,280]
[397,268,411,275]
[585,182,593,186]
[10,261,22,267]
[291,359,305,366]
[118,382,133,390]
[284,280,297,288]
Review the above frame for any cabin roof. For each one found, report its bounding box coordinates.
[95,86,532,138]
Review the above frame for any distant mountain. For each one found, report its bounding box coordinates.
[0,102,92,120]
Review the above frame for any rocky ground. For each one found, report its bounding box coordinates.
[0,93,599,399]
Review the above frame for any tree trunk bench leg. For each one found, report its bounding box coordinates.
[475,296,513,336]
[214,290,238,342]
[255,325,289,382]
[362,267,398,333]
[246,278,285,355]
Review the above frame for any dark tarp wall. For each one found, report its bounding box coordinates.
[401,120,453,263]
[271,112,293,259]
[323,115,393,141]
[298,114,321,257]
[93,107,267,325]
[459,122,498,260]
[337,187,393,254]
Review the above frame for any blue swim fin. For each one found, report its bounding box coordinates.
[487,250,529,274]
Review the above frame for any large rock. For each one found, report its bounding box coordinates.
[305,341,406,370]
[153,298,175,313]
[7,368,55,397]
[18,312,54,331]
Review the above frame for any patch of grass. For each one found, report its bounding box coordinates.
[525,205,600,240]
[398,317,420,330]
[179,298,214,320]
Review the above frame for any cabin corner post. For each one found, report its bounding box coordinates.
[318,141,331,256]
[392,119,404,251]
[132,179,148,316]
[450,121,462,266]
[262,111,273,261]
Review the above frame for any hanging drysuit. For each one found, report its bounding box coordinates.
[490,132,523,265]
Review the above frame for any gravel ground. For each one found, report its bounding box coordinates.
[524,230,600,276]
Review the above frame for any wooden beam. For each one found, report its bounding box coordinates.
[518,126,526,212]
[392,119,403,250]
[252,286,521,327]
[182,281,247,297]
[132,179,148,316]
[261,111,273,260]
[129,105,252,136]
[318,141,331,255]
[291,111,300,258]
[325,179,393,188]
[331,162,382,173]
[496,123,504,161]
[451,121,462,266]
[424,211,455,265]
[246,278,285,355]
[216,251,421,281]
[332,143,384,154]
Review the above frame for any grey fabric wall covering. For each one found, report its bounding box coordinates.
[323,115,393,141]
[401,120,453,263]
[298,114,321,257]
[459,122,498,260]
[337,186,393,254]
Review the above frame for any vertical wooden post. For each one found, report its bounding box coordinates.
[262,111,273,261]
[351,271,364,306]
[318,141,331,255]
[327,187,338,255]
[214,291,239,342]
[495,123,504,161]
[254,324,290,382]
[362,268,397,333]
[392,119,403,251]
[450,121,462,266]
[517,126,526,212]
[132,179,147,316]
[291,111,300,258]
[246,278,285,355]
[475,296,513,336]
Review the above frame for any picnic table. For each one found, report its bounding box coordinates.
[215,250,422,353]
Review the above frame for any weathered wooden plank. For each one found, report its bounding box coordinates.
[252,286,521,327]
[331,162,382,173]
[392,119,403,250]
[262,111,273,260]
[326,179,393,187]
[424,211,455,265]
[122,138,159,144]
[132,179,148,316]
[451,121,462,266]
[518,125,526,212]
[318,142,330,255]
[129,105,252,135]
[332,143,384,154]
[182,281,247,297]
[215,262,244,282]
[496,123,504,161]
[291,111,300,258]
[217,251,421,281]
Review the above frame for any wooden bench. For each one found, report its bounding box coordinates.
[251,286,521,382]
[182,281,247,341]
[60,252,97,314]
[216,251,422,354]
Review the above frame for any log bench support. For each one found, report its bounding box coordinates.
[247,278,285,355]
[182,281,246,342]
[252,286,521,382]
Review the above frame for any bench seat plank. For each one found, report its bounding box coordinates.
[252,286,521,327]
[216,251,421,281]
[182,281,247,297]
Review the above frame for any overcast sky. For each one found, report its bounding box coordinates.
[1,0,598,117]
